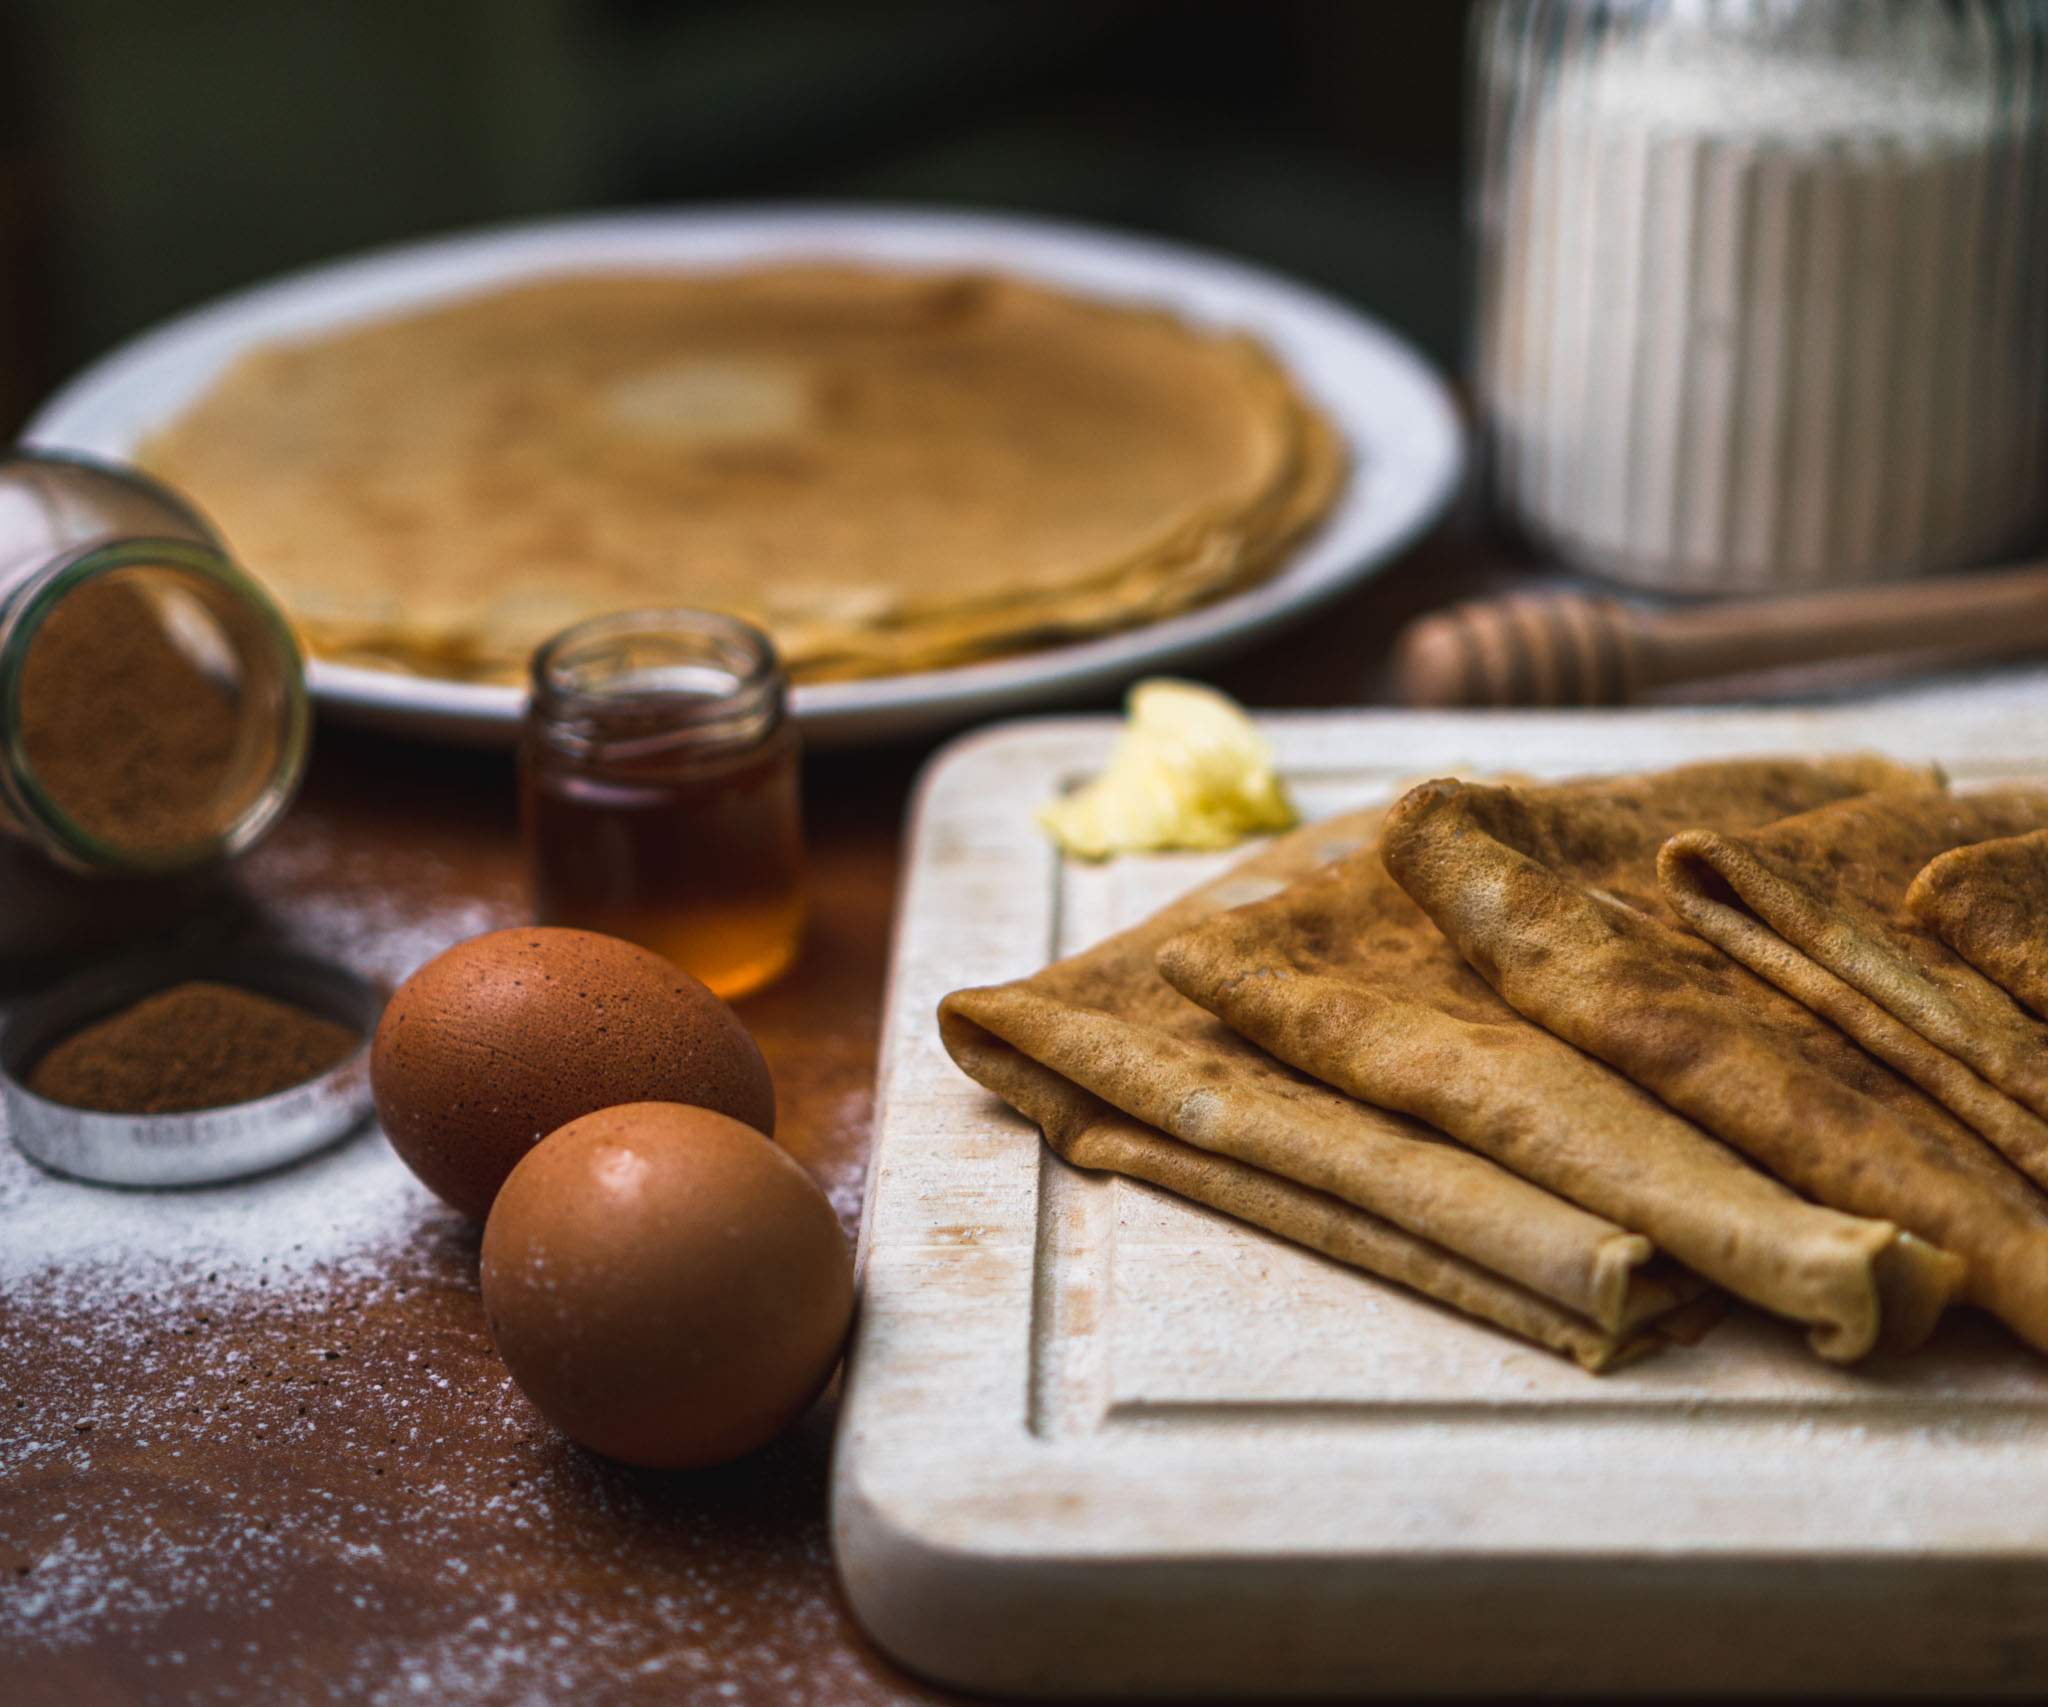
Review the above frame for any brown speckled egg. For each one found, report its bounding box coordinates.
[479,1101,853,1468]
[371,927,774,1219]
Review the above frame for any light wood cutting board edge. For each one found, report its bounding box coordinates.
[833,704,2048,1699]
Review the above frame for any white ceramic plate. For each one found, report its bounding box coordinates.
[25,206,1465,746]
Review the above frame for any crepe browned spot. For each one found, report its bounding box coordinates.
[1662,791,2048,1191]
[142,268,1344,687]
[1158,759,1967,1363]
[1380,769,2048,1356]
[938,810,1700,1371]
[1907,828,2048,1019]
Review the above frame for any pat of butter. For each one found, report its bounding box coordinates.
[1038,679,1297,860]
[604,358,811,442]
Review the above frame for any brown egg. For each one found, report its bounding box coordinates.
[479,1101,853,1468]
[371,926,774,1219]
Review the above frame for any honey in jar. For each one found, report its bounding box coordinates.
[520,610,803,999]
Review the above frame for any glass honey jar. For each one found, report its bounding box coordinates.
[520,609,804,1000]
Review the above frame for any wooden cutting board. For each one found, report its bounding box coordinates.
[832,706,2048,1698]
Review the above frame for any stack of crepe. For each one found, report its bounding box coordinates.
[943,754,2048,1371]
[141,268,1343,685]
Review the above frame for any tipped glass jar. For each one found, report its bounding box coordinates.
[520,609,805,1000]
[0,451,309,875]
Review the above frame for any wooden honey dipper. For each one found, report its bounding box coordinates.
[1391,560,2048,707]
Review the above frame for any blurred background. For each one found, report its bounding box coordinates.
[0,0,1471,436]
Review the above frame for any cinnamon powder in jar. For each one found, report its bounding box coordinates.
[17,577,244,853]
[29,981,359,1114]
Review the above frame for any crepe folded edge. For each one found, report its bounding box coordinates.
[1157,924,1965,1364]
[937,984,1687,1336]
[936,998,1679,1373]
[1376,774,2048,1353]
[1906,827,2048,1020]
[1660,822,2048,1191]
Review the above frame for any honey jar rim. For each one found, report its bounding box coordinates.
[526,606,788,759]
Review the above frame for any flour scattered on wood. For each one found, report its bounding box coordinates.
[1,1114,877,1704]
[2,837,881,1704]
[0,1121,440,1293]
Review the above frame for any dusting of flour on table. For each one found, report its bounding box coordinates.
[0,1121,440,1293]
[0,1114,887,1706]
[1,837,893,1704]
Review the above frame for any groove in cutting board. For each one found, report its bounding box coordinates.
[835,707,2048,1699]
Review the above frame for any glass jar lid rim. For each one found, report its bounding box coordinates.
[0,538,310,873]
[531,607,785,719]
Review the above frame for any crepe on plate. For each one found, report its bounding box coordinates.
[1908,827,2048,1018]
[1158,759,1965,1363]
[141,268,1344,687]
[1662,791,2048,1191]
[940,809,1703,1372]
[1380,770,2048,1355]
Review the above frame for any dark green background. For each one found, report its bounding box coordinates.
[0,1,1471,431]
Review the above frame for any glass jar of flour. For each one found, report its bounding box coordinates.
[1470,0,2048,592]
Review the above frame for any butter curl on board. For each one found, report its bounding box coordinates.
[1038,679,1296,860]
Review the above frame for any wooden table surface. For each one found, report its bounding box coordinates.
[0,533,1529,1706]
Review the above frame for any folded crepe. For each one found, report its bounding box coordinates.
[1380,765,2048,1355]
[1907,828,2048,1019]
[939,810,1701,1372]
[1662,791,2048,1191]
[1158,760,1966,1363]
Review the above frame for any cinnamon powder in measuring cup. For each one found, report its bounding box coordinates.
[17,578,243,853]
[29,981,359,1114]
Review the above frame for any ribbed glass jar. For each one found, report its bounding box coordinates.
[1471,0,2048,591]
